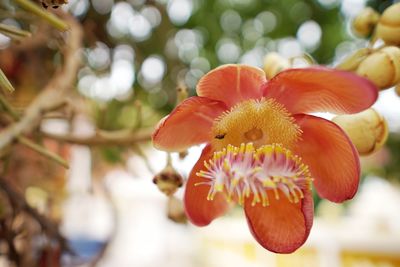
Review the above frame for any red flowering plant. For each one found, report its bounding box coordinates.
[152,64,378,253]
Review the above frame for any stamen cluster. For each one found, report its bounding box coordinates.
[196,143,312,206]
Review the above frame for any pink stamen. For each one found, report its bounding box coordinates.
[196,143,312,206]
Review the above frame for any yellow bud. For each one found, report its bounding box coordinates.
[152,165,183,196]
[352,7,380,37]
[376,3,400,45]
[335,48,372,71]
[332,109,388,156]
[356,46,400,89]
[263,52,290,79]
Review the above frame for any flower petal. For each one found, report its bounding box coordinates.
[293,114,360,202]
[263,67,378,114]
[244,189,314,254]
[196,64,266,108]
[152,97,227,152]
[184,145,230,226]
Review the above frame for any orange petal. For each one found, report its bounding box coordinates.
[196,64,266,108]
[184,145,230,226]
[263,67,378,114]
[244,189,314,253]
[293,114,360,202]
[152,97,227,152]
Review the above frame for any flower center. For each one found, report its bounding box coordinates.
[211,98,301,151]
[196,143,312,207]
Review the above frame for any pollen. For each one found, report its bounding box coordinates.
[196,143,312,207]
[211,98,301,151]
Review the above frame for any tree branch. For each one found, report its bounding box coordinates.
[41,127,153,146]
[0,12,83,150]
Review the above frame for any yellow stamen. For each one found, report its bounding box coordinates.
[212,98,301,151]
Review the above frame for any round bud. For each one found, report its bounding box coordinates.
[352,7,380,37]
[356,46,400,89]
[152,165,183,196]
[376,3,400,45]
[332,109,388,156]
[263,52,290,80]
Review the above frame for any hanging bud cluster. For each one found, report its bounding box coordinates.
[352,3,400,45]
[332,109,388,156]
[375,3,400,45]
[352,7,380,37]
[356,46,400,90]
[337,46,400,91]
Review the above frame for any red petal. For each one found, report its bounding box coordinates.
[184,145,230,226]
[196,64,266,108]
[293,114,360,202]
[152,97,227,152]
[263,67,378,114]
[245,190,314,254]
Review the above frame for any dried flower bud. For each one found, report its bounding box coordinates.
[376,3,400,45]
[41,0,68,9]
[263,52,290,79]
[178,150,188,160]
[167,196,187,224]
[332,109,388,156]
[352,7,380,37]
[152,165,183,196]
[356,46,400,89]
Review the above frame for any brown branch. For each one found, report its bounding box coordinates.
[0,12,83,150]
[0,177,72,254]
[41,127,153,146]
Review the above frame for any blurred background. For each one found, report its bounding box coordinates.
[0,0,400,266]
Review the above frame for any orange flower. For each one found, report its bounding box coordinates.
[152,64,378,253]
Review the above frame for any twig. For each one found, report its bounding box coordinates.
[0,23,31,39]
[0,13,82,151]
[0,176,72,254]
[0,93,19,119]
[41,127,153,146]
[17,136,69,168]
[14,0,69,31]
[0,68,15,93]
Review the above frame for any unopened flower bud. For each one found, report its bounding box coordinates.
[263,52,290,79]
[376,3,400,45]
[356,46,400,89]
[153,165,183,196]
[332,109,388,156]
[167,196,187,224]
[336,48,371,71]
[352,7,380,37]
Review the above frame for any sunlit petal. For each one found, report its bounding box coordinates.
[197,64,266,108]
[244,189,313,253]
[263,67,378,114]
[293,114,360,202]
[152,97,227,152]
